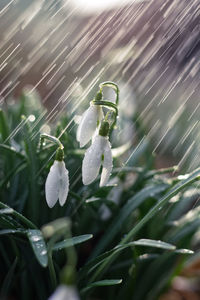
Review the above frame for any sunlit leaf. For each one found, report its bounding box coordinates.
[132,239,176,250]
[81,279,122,293]
[175,248,194,254]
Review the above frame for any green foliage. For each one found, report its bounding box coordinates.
[0,93,200,300]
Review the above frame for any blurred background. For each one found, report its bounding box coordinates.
[1,0,200,172]
[1,1,200,298]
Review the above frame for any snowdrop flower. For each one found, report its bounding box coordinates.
[76,103,103,148]
[82,121,112,187]
[45,148,69,208]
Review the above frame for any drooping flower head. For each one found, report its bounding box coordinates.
[45,147,69,208]
[76,101,103,148]
[82,121,113,187]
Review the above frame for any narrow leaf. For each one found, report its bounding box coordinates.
[91,168,200,282]
[52,234,93,251]
[1,257,18,296]
[0,109,9,142]
[0,229,25,235]
[0,144,25,158]
[175,249,194,254]
[27,230,48,267]
[132,239,176,250]
[92,184,168,257]
[81,279,122,293]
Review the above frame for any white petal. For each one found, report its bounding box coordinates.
[58,162,69,206]
[82,135,106,185]
[100,138,113,187]
[48,285,80,300]
[45,161,60,208]
[76,105,103,147]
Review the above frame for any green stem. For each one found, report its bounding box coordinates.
[145,166,178,177]
[48,251,57,289]
[69,190,82,201]
[92,100,118,130]
[99,81,119,106]
[0,201,37,229]
[39,134,63,150]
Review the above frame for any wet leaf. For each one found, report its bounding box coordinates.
[27,230,48,267]
[52,234,93,251]
[132,239,176,250]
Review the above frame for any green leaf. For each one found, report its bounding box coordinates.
[0,229,25,235]
[81,279,122,294]
[0,109,9,143]
[92,184,168,257]
[27,230,48,267]
[0,201,37,229]
[79,239,176,281]
[121,168,200,245]
[0,160,27,188]
[52,234,93,251]
[0,144,25,159]
[132,239,176,250]
[91,167,200,282]
[175,249,194,254]
[1,257,18,296]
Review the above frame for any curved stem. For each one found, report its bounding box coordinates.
[39,134,64,150]
[92,100,118,129]
[99,81,119,106]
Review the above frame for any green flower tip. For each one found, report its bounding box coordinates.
[55,147,64,161]
[95,91,102,101]
[99,121,109,137]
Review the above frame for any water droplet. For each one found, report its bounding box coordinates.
[30,235,42,242]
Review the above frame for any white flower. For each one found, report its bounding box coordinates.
[45,160,69,208]
[76,104,103,147]
[82,135,112,186]
[48,285,80,300]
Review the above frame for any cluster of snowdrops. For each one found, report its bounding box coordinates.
[44,81,119,208]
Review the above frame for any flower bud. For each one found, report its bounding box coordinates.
[45,160,69,208]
